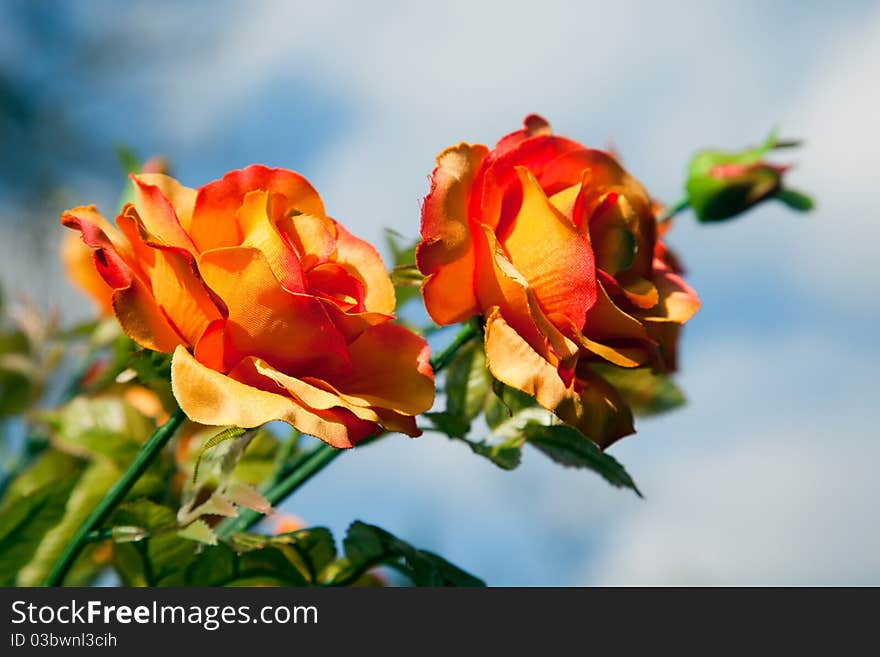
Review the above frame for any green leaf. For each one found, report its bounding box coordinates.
[484,380,543,432]
[1,450,81,504]
[16,463,120,585]
[177,520,218,546]
[329,521,484,587]
[0,473,80,584]
[390,264,424,287]
[424,411,470,439]
[192,426,248,484]
[228,527,336,584]
[385,230,421,307]
[461,436,524,470]
[0,328,33,416]
[110,500,197,586]
[43,396,157,458]
[384,229,418,268]
[522,422,642,496]
[183,538,318,587]
[775,188,815,212]
[235,427,286,485]
[429,375,541,471]
[445,341,492,423]
[592,365,686,417]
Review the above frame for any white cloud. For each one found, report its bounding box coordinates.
[585,429,880,585]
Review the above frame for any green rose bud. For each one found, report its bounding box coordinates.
[685,132,814,222]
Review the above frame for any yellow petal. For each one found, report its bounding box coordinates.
[237,190,306,292]
[484,307,634,448]
[501,167,596,328]
[171,346,374,448]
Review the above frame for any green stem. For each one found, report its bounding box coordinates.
[429,320,481,373]
[658,197,690,223]
[43,408,186,586]
[218,321,483,537]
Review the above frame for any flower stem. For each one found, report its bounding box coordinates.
[43,408,187,586]
[429,320,481,372]
[658,197,690,223]
[219,320,483,536]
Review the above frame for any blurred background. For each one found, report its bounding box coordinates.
[1,0,877,585]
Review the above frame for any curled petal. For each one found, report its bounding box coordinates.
[278,212,337,269]
[334,222,396,315]
[577,278,656,367]
[133,173,197,232]
[484,307,634,448]
[190,165,325,252]
[490,114,552,157]
[112,279,187,352]
[60,207,133,289]
[131,176,197,253]
[229,356,423,438]
[417,142,488,325]
[62,207,185,352]
[646,258,701,324]
[116,211,224,347]
[501,166,596,328]
[171,347,376,448]
[473,224,551,360]
[475,135,584,234]
[236,190,306,292]
[60,229,114,314]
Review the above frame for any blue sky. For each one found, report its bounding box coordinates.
[1,0,878,584]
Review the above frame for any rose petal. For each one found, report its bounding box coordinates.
[484,307,634,448]
[236,190,306,292]
[645,258,701,324]
[417,142,487,325]
[171,346,376,448]
[473,224,554,361]
[112,279,187,352]
[116,211,224,346]
[190,165,325,252]
[306,262,365,312]
[60,230,114,313]
[131,176,197,253]
[501,166,596,328]
[277,212,337,269]
[334,222,396,315]
[197,246,350,376]
[229,357,422,437]
[575,278,656,367]
[132,173,197,233]
[61,207,134,289]
[327,321,434,416]
[62,207,185,352]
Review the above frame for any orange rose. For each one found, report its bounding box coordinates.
[417,115,699,448]
[62,165,434,448]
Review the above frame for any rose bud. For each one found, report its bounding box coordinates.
[685,132,814,223]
